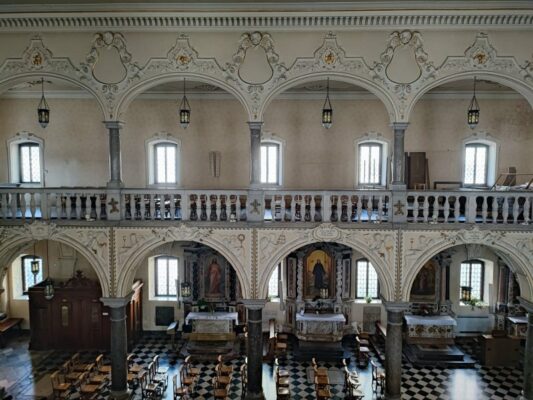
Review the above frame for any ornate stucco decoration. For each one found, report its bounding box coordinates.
[0,222,110,297]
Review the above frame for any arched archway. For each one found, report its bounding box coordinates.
[404,71,533,123]
[0,73,108,120]
[258,73,400,123]
[402,231,533,302]
[114,73,252,121]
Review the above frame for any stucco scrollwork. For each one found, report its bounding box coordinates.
[259,232,287,264]
[167,34,199,70]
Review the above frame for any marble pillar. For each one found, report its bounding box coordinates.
[518,297,533,400]
[101,295,133,400]
[248,122,263,187]
[391,122,408,189]
[105,121,124,188]
[384,301,409,400]
[243,299,267,400]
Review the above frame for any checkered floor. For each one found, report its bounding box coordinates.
[0,331,524,399]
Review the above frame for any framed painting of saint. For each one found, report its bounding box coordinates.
[304,249,334,299]
[203,256,226,300]
[410,259,439,301]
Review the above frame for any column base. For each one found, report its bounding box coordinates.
[245,390,266,400]
[109,389,132,400]
[390,183,407,190]
[106,180,124,189]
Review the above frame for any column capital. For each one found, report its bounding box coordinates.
[104,120,125,130]
[382,300,410,313]
[247,121,264,131]
[391,122,409,131]
[100,292,134,308]
[241,299,268,310]
[518,297,533,313]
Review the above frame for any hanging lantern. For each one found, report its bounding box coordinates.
[320,286,329,299]
[467,76,480,129]
[321,78,333,129]
[44,278,54,300]
[37,78,50,128]
[461,286,472,302]
[179,78,191,129]
[30,259,40,276]
[181,282,192,298]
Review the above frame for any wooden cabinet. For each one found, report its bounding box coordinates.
[479,334,521,366]
[29,275,143,351]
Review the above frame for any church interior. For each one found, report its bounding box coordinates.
[0,1,533,399]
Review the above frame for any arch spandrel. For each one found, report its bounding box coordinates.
[0,222,110,297]
[401,227,533,302]
[256,224,398,302]
[115,225,251,299]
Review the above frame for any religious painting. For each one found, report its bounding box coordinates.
[203,256,226,300]
[410,259,438,301]
[342,258,351,299]
[287,257,297,298]
[304,249,334,299]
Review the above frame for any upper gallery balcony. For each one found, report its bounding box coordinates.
[0,187,531,226]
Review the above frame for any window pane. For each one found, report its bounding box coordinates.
[260,146,267,183]
[359,145,370,184]
[165,146,176,183]
[20,145,31,182]
[474,147,487,185]
[460,261,483,301]
[369,145,380,184]
[356,260,368,298]
[168,258,178,296]
[155,146,166,183]
[464,146,476,184]
[268,266,279,297]
[367,264,379,298]
[30,146,41,183]
[267,146,278,183]
[156,258,168,296]
[460,263,470,289]
[155,257,178,297]
[471,262,482,299]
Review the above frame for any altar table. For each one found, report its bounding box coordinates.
[296,313,346,342]
[404,315,456,344]
[185,312,238,340]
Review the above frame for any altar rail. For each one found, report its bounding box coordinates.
[0,188,531,225]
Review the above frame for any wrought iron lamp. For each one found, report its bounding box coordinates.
[43,239,54,300]
[320,286,329,299]
[461,286,472,302]
[321,78,333,129]
[30,241,40,278]
[179,78,191,129]
[467,76,480,129]
[37,78,50,128]
[181,281,192,298]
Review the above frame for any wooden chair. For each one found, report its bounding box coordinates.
[87,369,109,386]
[314,376,332,400]
[184,355,200,378]
[212,377,229,399]
[276,385,290,400]
[274,358,289,387]
[371,359,385,394]
[50,370,72,400]
[172,374,189,400]
[240,363,247,399]
[179,365,195,391]
[274,358,289,378]
[152,356,168,392]
[311,358,328,377]
[127,354,143,374]
[79,372,100,400]
[217,355,233,375]
[61,359,83,387]
[139,370,162,400]
[215,363,231,387]
[343,367,363,399]
[71,353,95,373]
[95,354,112,375]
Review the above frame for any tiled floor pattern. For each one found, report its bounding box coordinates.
[0,331,524,399]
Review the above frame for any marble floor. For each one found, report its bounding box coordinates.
[0,331,524,400]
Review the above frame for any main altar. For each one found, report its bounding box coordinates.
[295,312,345,342]
[185,311,238,341]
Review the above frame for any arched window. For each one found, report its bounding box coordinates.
[261,140,281,185]
[460,260,484,301]
[268,263,281,298]
[154,256,179,297]
[355,134,389,187]
[7,132,45,186]
[462,134,498,187]
[355,259,379,299]
[146,134,181,187]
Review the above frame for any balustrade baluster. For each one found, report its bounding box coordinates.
[524,197,531,224]
[30,192,37,219]
[482,196,488,223]
[138,194,145,220]
[75,194,82,219]
[513,197,520,224]
[0,193,5,219]
[168,194,175,220]
[309,195,316,222]
[65,195,72,219]
[95,194,102,220]
[492,196,498,224]
[502,197,509,224]
[422,196,429,222]
[149,194,155,220]
[9,193,16,219]
[180,193,188,221]
[443,196,450,223]
[356,196,362,222]
[366,196,373,222]
[377,196,383,222]
[19,193,27,221]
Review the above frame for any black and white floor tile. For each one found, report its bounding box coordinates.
[0,331,524,399]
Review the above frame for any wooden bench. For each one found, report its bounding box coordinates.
[376,322,387,338]
[0,318,22,346]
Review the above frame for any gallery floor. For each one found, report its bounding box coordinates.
[0,331,524,400]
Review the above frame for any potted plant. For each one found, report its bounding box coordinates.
[365,296,373,304]
[197,298,208,312]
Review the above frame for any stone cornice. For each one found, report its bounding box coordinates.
[0,10,532,32]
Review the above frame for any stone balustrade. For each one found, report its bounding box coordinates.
[0,187,531,226]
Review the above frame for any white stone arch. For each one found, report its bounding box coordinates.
[115,229,251,299]
[114,73,253,122]
[0,226,110,297]
[404,71,533,123]
[402,230,533,302]
[0,72,108,121]
[257,226,396,301]
[258,73,400,124]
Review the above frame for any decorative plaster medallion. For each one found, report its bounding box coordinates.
[232,32,278,85]
[311,223,342,242]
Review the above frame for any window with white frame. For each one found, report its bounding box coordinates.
[260,141,281,185]
[355,259,379,299]
[464,143,488,186]
[21,256,43,294]
[146,136,181,187]
[154,256,179,297]
[268,264,280,298]
[358,142,382,185]
[460,260,484,301]
[154,143,178,184]
[8,133,45,186]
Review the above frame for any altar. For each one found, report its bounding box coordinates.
[404,315,457,345]
[296,313,346,342]
[185,311,238,341]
